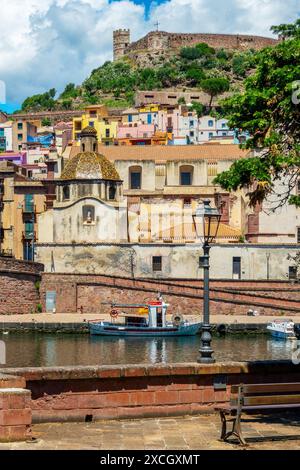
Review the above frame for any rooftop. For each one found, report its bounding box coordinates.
[69,143,248,162]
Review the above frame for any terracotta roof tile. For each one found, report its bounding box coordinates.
[69,144,248,162]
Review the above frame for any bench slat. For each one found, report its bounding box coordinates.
[243,394,300,406]
[216,403,300,412]
[231,383,300,394]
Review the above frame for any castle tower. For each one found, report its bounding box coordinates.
[113,29,130,61]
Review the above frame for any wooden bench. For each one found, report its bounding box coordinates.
[215,383,300,446]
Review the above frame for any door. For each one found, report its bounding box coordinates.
[46,291,56,313]
[232,257,241,280]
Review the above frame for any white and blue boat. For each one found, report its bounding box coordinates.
[267,319,297,340]
[89,299,201,337]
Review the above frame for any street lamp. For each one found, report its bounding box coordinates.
[192,199,221,364]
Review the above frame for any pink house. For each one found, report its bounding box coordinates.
[117,123,156,140]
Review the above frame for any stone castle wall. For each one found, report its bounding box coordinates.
[125,31,278,56]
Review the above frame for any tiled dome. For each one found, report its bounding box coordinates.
[60,151,120,181]
[80,126,97,137]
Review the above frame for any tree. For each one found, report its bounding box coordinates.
[214,19,300,209]
[200,77,230,109]
[41,117,51,126]
[191,101,204,118]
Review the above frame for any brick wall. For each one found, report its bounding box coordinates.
[2,361,299,423]
[0,258,43,315]
[0,373,31,442]
[41,273,300,315]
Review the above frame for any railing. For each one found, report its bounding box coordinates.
[22,204,35,214]
[22,231,36,241]
[0,249,13,257]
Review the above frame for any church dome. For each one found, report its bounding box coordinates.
[60,151,120,181]
[80,126,97,137]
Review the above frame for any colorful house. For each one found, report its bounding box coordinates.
[73,105,119,145]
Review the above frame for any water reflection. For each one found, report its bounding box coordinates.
[0,332,297,368]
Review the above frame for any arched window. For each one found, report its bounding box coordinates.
[83,205,95,224]
[93,143,97,151]
[82,143,85,152]
[129,165,142,189]
[109,185,116,200]
[62,185,70,200]
[180,165,194,186]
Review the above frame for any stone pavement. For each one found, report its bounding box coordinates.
[1,313,300,325]
[1,412,300,450]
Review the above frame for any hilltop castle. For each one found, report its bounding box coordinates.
[113,29,278,61]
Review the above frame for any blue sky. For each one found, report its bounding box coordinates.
[0,0,299,109]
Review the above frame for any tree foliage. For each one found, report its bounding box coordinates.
[200,77,230,108]
[21,89,57,111]
[214,19,300,208]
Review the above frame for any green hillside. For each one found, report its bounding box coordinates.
[19,43,258,113]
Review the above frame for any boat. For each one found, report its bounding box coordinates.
[89,299,201,337]
[267,319,297,340]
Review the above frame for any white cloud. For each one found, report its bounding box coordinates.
[0,0,299,104]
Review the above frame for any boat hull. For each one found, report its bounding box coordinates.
[268,329,296,340]
[89,322,201,337]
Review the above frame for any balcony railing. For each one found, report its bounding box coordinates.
[22,204,36,215]
[0,249,13,257]
[22,231,37,241]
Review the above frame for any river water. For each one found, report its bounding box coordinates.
[0,333,299,368]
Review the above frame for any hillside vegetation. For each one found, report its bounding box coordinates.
[19,43,258,113]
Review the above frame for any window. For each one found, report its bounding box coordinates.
[109,185,116,200]
[93,143,97,151]
[24,194,34,212]
[180,165,193,186]
[297,227,300,243]
[89,111,97,117]
[222,132,227,136]
[232,257,241,279]
[17,122,23,130]
[152,256,162,272]
[62,185,70,201]
[105,129,110,138]
[208,120,214,127]
[147,114,152,124]
[18,133,23,141]
[128,114,132,123]
[83,205,95,224]
[129,166,142,189]
[190,131,194,137]
[297,180,300,195]
[222,123,227,128]
[82,143,85,151]
[89,121,94,127]
[209,132,213,138]
[189,120,194,127]
[289,266,297,280]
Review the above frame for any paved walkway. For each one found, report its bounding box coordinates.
[1,313,300,324]
[1,413,300,450]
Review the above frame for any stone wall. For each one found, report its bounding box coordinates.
[126,31,278,56]
[2,361,299,423]
[41,273,300,315]
[0,373,31,442]
[0,258,44,315]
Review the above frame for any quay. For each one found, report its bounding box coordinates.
[1,313,300,334]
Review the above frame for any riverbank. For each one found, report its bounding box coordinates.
[0,313,299,334]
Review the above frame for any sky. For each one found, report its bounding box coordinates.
[0,0,299,109]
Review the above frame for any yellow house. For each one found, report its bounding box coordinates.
[73,105,119,144]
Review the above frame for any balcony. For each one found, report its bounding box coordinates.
[0,249,13,258]
[22,231,37,241]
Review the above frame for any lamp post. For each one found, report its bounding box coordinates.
[192,199,221,364]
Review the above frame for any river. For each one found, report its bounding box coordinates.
[0,332,299,368]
